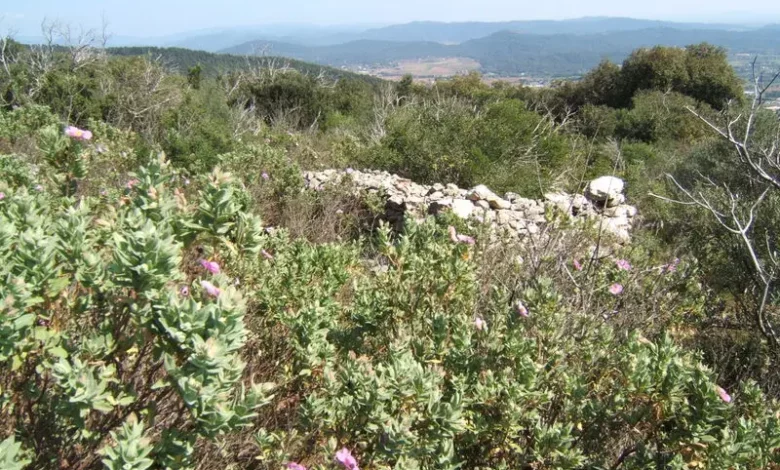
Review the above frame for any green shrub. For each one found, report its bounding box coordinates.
[0,154,270,468]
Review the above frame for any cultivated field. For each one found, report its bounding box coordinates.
[371,57,481,78]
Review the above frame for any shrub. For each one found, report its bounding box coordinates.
[0,154,271,468]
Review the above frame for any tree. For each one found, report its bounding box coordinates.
[573,60,623,109]
[396,74,413,104]
[618,46,689,108]
[684,43,744,110]
[187,63,202,90]
[656,63,780,353]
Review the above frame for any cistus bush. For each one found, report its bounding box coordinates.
[0,146,272,468]
[3,121,780,470]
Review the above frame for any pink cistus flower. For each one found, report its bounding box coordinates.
[716,385,732,403]
[457,234,475,245]
[34,184,43,192]
[261,172,269,180]
[200,280,221,298]
[286,463,307,470]
[345,168,354,174]
[179,285,190,297]
[335,448,359,470]
[448,225,475,245]
[65,126,93,141]
[0,192,5,201]
[609,283,624,295]
[514,300,529,318]
[64,126,93,141]
[448,225,459,243]
[261,249,274,260]
[573,259,583,271]
[615,259,632,271]
[474,317,487,331]
[666,258,680,273]
[199,259,221,274]
[126,179,140,189]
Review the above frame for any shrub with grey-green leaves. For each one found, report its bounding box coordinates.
[0,149,271,468]
[246,221,780,470]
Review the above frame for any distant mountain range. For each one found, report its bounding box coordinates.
[16,17,780,79]
[222,25,780,77]
[306,17,754,46]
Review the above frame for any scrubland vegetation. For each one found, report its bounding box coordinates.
[4,31,780,469]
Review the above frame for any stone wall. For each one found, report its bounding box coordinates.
[304,170,637,241]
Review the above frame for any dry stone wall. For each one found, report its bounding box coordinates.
[304,169,637,242]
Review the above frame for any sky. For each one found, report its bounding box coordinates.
[2,0,779,37]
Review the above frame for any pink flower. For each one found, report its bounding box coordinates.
[64,126,92,141]
[180,286,190,297]
[615,259,632,271]
[716,386,732,403]
[345,168,354,174]
[609,283,624,295]
[335,448,359,470]
[448,225,459,243]
[261,172,269,180]
[34,184,43,192]
[286,463,307,470]
[200,280,221,298]
[199,259,221,274]
[448,226,474,245]
[474,317,487,331]
[514,300,529,318]
[261,249,274,260]
[667,258,680,273]
[0,192,5,201]
[573,259,583,271]
[126,179,140,189]
[457,234,475,245]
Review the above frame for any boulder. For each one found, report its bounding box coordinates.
[451,199,474,219]
[605,193,626,208]
[544,192,573,215]
[467,184,496,201]
[488,197,511,210]
[586,176,625,204]
[468,184,511,209]
[475,200,491,210]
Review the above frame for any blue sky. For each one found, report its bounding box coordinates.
[2,0,778,37]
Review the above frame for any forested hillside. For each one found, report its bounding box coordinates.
[106,47,382,82]
[4,32,780,470]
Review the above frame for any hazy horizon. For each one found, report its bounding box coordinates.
[2,0,779,38]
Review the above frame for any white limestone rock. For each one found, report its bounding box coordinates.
[451,199,474,219]
[586,176,625,204]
